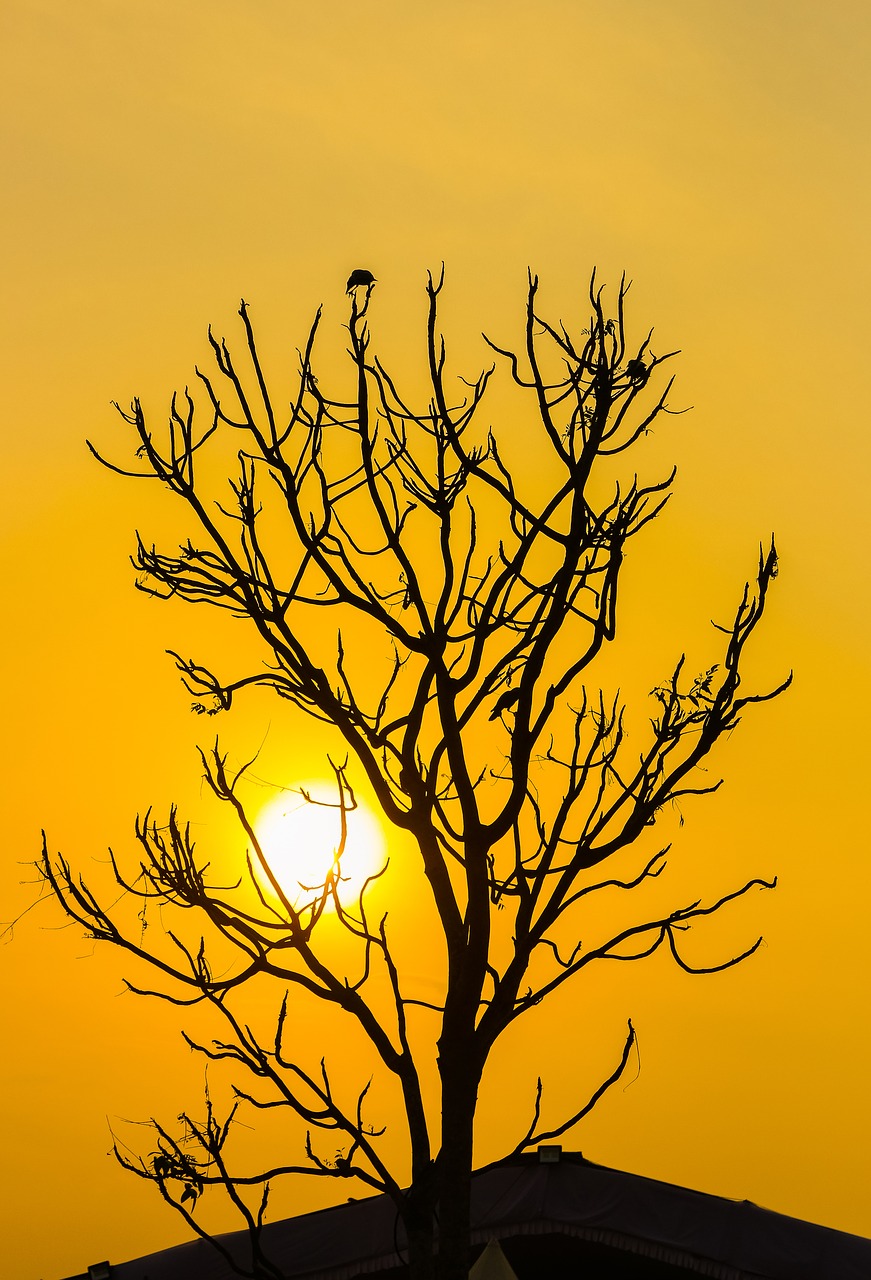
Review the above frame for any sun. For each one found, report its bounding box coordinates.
[253,783,386,910]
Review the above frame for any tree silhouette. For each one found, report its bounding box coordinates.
[40,269,790,1280]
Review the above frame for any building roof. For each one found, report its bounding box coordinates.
[64,1152,871,1280]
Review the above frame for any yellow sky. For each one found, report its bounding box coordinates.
[2,2,870,1277]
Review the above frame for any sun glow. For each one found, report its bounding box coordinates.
[254,784,386,910]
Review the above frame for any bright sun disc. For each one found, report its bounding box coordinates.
[254,785,385,909]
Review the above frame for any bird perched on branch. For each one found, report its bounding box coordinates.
[625,357,649,386]
[488,687,521,721]
[346,268,376,294]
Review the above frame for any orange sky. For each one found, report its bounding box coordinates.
[2,3,870,1278]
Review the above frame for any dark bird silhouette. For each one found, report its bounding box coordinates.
[488,687,521,721]
[346,269,376,294]
[626,357,649,386]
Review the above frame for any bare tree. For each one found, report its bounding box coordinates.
[40,269,790,1280]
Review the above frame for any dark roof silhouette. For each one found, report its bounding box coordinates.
[63,1152,871,1280]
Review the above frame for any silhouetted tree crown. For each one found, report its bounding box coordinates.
[41,268,790,1280]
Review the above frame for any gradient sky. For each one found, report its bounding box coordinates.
[2,3,870,1278]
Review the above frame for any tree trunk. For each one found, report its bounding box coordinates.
[403,1168,437,1280]
[405,1215,436,1280]
[435,1057,482,1280]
